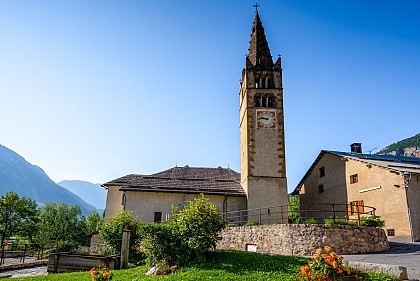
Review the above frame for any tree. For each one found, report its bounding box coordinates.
[288,195,301,224]
[173,194,225,259]
[86,210,103,233]
[34,203,88,251]
[0,192,38,245]
[99,210,143,254]
[140,195,226,269]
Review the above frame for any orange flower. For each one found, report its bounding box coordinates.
[337,255,343,260]
[90,268,97,276]
[313,254,320,259]
[324,245,331,252]
[347,269,352,275]
[332,261,338,268]
[103,271,110,278]
[301,266,309,273]
[330,252,336,258]
[338,267,343,274]
[321,254,328,259]
[316,248,322,255]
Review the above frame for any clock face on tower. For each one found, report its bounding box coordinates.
[256,110,276,128]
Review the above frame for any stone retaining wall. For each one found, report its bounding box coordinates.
[217,224,389,256]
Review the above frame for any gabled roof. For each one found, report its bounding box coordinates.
[292,150,420,195]
[104,166,245,197]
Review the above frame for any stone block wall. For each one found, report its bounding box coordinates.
[217,224,389,256]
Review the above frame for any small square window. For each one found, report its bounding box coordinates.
[350,174,358,184]
[154,212,162,223]
[319,167,325,178]
[387,229,395,236]
[318,185,324,193]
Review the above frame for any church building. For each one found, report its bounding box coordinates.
[103,10,288,224]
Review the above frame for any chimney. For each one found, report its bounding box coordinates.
[350,143,362,153]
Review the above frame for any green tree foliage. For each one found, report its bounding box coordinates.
[378,133,420,154]
[34,203,88,251]
[86,210,103,233]
[173,195,225,258]
[140,223,185,268]
[360,215,385,227]
[140,195,225,268]
[99,210,142,254]
[0,192,38,244]
[288,195,301,224]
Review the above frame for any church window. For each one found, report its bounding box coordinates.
[255,78,260,88]
[319,167,325,178]
[350,174,358,184]
[154,212,162,223]
[255,94,275,108]
[318,185,324,193]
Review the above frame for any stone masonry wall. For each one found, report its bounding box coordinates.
[217,224,389,256]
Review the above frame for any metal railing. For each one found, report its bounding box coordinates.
[222,203,376,226]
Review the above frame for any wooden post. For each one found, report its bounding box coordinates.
[120,230,130,269]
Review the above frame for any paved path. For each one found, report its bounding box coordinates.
[343,242,420,281]
[0,266,47,278]
[0,257,48,278]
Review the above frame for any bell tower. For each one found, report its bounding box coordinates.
[239,10,288,222]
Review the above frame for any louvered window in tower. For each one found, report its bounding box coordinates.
[254,94,274,108]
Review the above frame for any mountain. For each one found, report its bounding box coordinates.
[377,133,420,158]
[0,144,96,215]
[57,180,106,210]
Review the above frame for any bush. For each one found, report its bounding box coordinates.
[324,217,357,226]
[173,195,225,260]
[140,194,225,268]
[99,210,143,255]
[296,245,352,281]
[244,220,260,226]
[303,218,319,224]
[140,223,185,268]
[360,215,385,227]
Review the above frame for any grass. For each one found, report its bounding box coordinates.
[5,251,398,281]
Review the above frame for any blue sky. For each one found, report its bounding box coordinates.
[1,0,419,193]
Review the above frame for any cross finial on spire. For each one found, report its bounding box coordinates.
[253,2,260,12]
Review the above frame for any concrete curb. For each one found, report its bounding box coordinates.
[346,261,408,281]
[0,260,48,271]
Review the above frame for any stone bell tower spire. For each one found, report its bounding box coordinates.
[239,8,288,223]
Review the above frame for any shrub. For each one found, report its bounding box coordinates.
[324,217,357,226]
[139,223,186,268]
[303,218,318,224]
[99,210,143,255]
[140,195,225,268]
[296,245,352,281]
[173,195,225,260]
[360,215,385,227]
[244,220,260,226]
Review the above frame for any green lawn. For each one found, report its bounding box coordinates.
[5,251,398,281]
